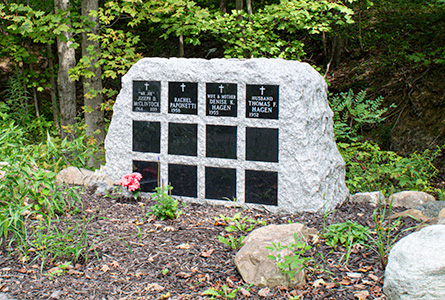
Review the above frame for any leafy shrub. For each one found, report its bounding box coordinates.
[149,185,184,220]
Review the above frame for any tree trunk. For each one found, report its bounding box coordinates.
[235,0,243,20]
[179,32,184,57]
[220,0,227,13]
[46,42,61,132]
[246,0,252,15]
[82,0,105,167]
[55,0,77,140]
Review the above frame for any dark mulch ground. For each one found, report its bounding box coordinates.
[0,188,419,300]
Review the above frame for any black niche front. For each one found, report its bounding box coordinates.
[168,82,198,115]
[168,164,197,198]
[205,167,236,200]
[206,125,237,159]
[168,123,198,156]
[246,84,279,119]
[133,81,161,113]
[206,83,237,117]
[245,170,278,206]
[133,120,160,153]
[133,160,158,192]
[246,127,278,162]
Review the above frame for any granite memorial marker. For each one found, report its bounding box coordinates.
[104,58,348,213]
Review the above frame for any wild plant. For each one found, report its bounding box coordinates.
[202,284,251,300]
[149,185,185,220]
[217,234,246,251]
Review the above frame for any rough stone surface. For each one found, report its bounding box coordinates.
[56,166,116,188]
[383,225,445,300]
[104,58,348,213]
[390,209,429,222]
[350,191,385,206]
[234,223,317,288]
[439,208,445,218]
[414,201,445,218]
[389,191,435,209]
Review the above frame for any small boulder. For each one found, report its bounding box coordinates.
[383,225,445,300]
[350,191,385,206]
[390,208,429,222]
[414,201,445,218]
[234,223,317,288]
[389,191,435,209]
[439,208,445,218]
[56,166,116,188]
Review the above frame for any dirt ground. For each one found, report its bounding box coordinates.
[0,188,419,300]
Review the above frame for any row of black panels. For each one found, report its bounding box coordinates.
[133,160,278,206]
[133,81,279,120]
[133,121,279,163]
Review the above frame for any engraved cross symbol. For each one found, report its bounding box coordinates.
[259,86,266,95]
[144,82,149,90]
[218,84,224,93]
[180,83,186,92]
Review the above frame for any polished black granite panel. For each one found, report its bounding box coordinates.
[246,84,279,119]
[133,81,161,113]
[168,164,197,197]
[206,125,237,159]
[205,167,236,200]
[168,82,198,115]
[245,127,278,162]
[132,120,161,153]
[168,123,198,156]
[206,83,237,117]
[133,160,158,192]
[245,170,278,206]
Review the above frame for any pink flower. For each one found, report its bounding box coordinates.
[120,172,142,192]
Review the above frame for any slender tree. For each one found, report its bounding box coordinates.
[54,0,77,140]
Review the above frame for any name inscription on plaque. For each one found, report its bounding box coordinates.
[246,84,279,119]
[133,81,161,112]
[169,82,198,115]
[206,83,237,117]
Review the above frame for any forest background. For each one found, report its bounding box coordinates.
[0,0,444,198]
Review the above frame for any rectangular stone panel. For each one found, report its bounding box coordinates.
[246,127,278,162]
[246,84,279,119]
[206,83,237,117]
[133,120,161,153]
[245,170,278,206]
[168,164,197,197]
[133,81,161,113]
[205,167,236,200]
[206,125,237,159]
[168,82,198,115]
[133,160,158,192]
[168,123,197,156]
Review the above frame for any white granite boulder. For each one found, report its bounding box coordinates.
[389,191,435,209]
[56,166,116,188]
[383,225,445,300]
[234,223,317,288]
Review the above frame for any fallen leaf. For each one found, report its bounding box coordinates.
[339,277,352,285]
[153,223,163,229]
[109,261,120,268]
[371,285,383,295]
[354,290,369,299]
[19,256,28,263]
[18,267,27,274]
[145,283,164,292]
[359,266,372,272]
[347,272,363,279]
[101,265,110,273]
[160,292,171,299]
[213,220,227,226]
[67,269,83,276]
[176,272,191,279]
[362,280,374,286]
[226,277,234,288]
[200,249,215,257]
[163,226,175,232]
[258,287,270,297]
[368,274,379,281]
[325,282,337,289]
[239,287,251,297]
[134,220,144,225]
[85,209,94,213]
[176,243,191,250]
[354,284,366,289]
[313,278,326,288]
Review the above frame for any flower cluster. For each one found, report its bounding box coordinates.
[119,172,142,192]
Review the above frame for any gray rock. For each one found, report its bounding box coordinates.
[104,58,348,213]
[350,191,385,206]
[234,223,317,288]
[56,166,117,188]
[414,201,445,218]
[0,293,17,300]
[384,225,445,300]
[439,208,445,218]
[389,191,435,209]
